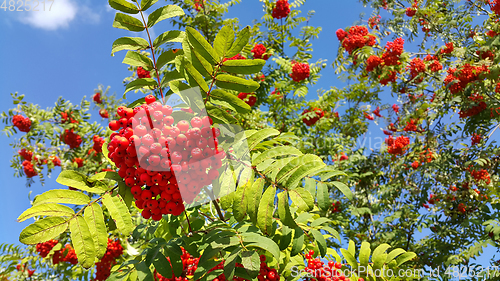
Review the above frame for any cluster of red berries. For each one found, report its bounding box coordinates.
[419,149,434,163]
[60,111,79,124]
[18,148,33,161]
[365,55,382,72]
[411,161,419,170]
[385,136,410,156]
[12,115,32,132]
[73,157,84,168]
[302,108,324,126]
[271,0,290,19]
[94,239,124,281]
[372,106,382,117]
[93,135,105,153]
[61,129,83,149]
[440,42,454,54]
[458,101,487,119]
[252,44,270,60]
[304,250,353,281]
[270,89,282,100]
[36,239,58,258]
[408,57,426,83]
[471,133,482,145]
[238,92,257,107]
[155,247,198,281]
[107,95,225,220]
[99,108,109,118]
[368,15,381,29]
[364,112,374,120]
[471,169,491,184]
[52,244,78,265]
[405,1,418,17]
[223,53,246,62]
[93,92,103,104]
[381,38,405,66]
[22,160,38,178]
[16,264,35,277]
[392,104,400,113]
[331,201,341,213]
[379,70,398,85]
[290,61,310,82]
[210,255,279,281]
[336,26,376,55]
[444,64,489,95]
[137,67,151,79]
[424,55,442,72]
[403,119,419,132]
[193,0,203,11]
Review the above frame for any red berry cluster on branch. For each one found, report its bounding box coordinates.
[444,64,489,95]
[271,0,290,19]
[331,201,341,213]
[93,135,105,153]
[52,244,78,265]
[381,38,404,66]
[22,160,38,178]
[337,26,376,55]
[385,136,410,156]
[19,148,33,161]
[137,67,151,79]
[93,92,103,104]
[61,129,83,149]
[302,108,324,126]
[471,133,482,145]
[471,169,491,184]
[252,44,270,60]
[290,61,310,82]
[36,239,58,258]
[304,250,349,281]
[107,95,225,220]
[60,111,79,124]
[408,57,426,83]
[12,115,32,132]
[238,92,257,107]
[94,239,123,281]
[99,108,109,118]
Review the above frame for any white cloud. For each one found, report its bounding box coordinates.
[19,0,99,30]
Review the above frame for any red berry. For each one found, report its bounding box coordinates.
[145,95,156,104]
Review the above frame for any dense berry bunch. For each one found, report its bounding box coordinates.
[471,169,491,184]
[155,247,199,281]
[411,161,419,169]
[271,0,290,19]
[403,119,419,132]
[73,157,84,167]
[52,244,78,265]
[458,95,487,118]
[365,55,382,72]
[392,104,399,113]
[93,92,102,104]
[372,106,382,117]
[22,160,38,178]
[381,38,404,66]
[444,64,489,95]
[36,240,58,258]
[238,92,257,107]
[304,250,346,281]
[222,54,246,62]
[379,70,398,85]
[61,129,83,149]
[137,67,151,79]
[424,55,442,72]
[94,239,123,281]
[364,112,374,120]
[194,0,203,11]
[12,115,32,132]
[18,148,33,161]
[51,156,61,166]
[290,62,310,82]
[440,42,454,54]
[251,44,270,60]
[302,108,324,126]
[368,15,381,29]
[385,136,410,156]
[408,57,426,82]
[419,149,434,163]
[107,95,225,220]
[331,201,341,213]
[471,133,482,145]
[337,26,376,55]
[93,135,106,153]
[406,7,416,16]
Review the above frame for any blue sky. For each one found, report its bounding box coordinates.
[0,0,495,272]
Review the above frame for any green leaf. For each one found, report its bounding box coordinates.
[277,191,297,228]
[206,104,237,124]
[102,193,135,236]
[111,37,149,56]
[108,0,139,14]
[220,59,266,74]
[156,49,183,70]
[33,189,90,206]
[17,203,75,222]
[276,154,324,186]
[152,252,173,279]
[215,74,260,93]
[180,57,209,92]
[113,13,145,32]
[233,181,250,222]
[153,30,185,48]
[316,182,330,211]
[69,215,96,269]
[226,26,250,58]
[291,227,304,256]
[147,5,184,27]
[84,203,108,259]
[224,248,241,280]
[252,146,302,166]
[123,51,153,68]
[246,128,280,151]
[257,185,276,235]
[191,49,214,78]
[340,248,358,272]
[330,181,353,200]
[396,252,416,266]
[56,170,107,193]
[214,25,235,59]
[242,233,280,260]
[125,78,158,94]
[386,248,405,263]
[136,261,154,281]
[288,188,314,212]
[19,217,69,245]
[210,89,250,113]
[140,0,158,11]
[359,241,371,268]
[186,26,218,65]
[304,178,316,201]
[247,178,264,225]
[240,251,260,278]
[310,229,326,257]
